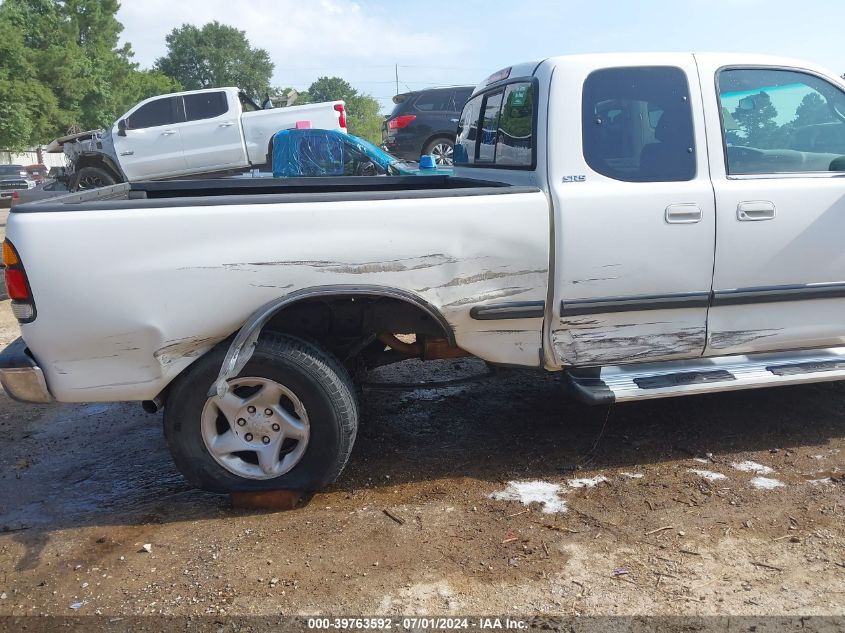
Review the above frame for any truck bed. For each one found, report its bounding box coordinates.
[13,176,527,213]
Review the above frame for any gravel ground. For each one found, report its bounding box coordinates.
[0,298,844,620]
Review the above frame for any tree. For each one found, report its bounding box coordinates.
[306,76,384,144]
[794,92,831,128]
[732,91,779,148]
[0,0,181,150]
[155,22,273,97]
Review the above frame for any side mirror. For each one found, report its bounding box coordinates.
[117,119,127,136]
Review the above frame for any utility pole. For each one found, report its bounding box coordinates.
[395,64,399,96]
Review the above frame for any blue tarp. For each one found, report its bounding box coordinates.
[272,129,395,177]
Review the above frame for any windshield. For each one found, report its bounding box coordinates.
[0,165,24,176]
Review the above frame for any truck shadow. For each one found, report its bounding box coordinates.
[3,358,845,570]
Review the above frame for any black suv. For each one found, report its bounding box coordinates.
[382,86,474,165]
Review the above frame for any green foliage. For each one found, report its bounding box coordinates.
[0,0,182,150]
[307,76,357,103]
[306,76,384,144]
[794,92,830,127]
[155,22,273,97]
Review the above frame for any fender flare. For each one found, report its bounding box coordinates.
[208,285,454,397]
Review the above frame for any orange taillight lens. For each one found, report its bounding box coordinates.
[3,240,35,322]
[2,240,19,267]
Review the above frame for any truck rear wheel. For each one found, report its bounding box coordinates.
[73,166,117,191]
[163,333,358,493]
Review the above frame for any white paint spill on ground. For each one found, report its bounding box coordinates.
[621,472,644,479]
[750,476,785,490]
[490,481,567,514]
[688,469,728,481]
[567,476,609,489]
[692,458,710,464]
[731,460,774,475]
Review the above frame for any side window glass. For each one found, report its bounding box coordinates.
[718,68,845,174]
[451,89,473,111]
[454,94,481,164]
[126,97,179,129]
[496,82,534,167]
[184,91,229,121]
[477,90,503,162]
[582,66,696,182]
[414,91,451,112]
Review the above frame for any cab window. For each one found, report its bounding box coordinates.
[184,91,229,121]
[582,66,696,182]
[496,83,534,166]
[126,97,180,129]
[718,68,845,175]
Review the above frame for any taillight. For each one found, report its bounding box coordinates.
[11,191,19,200]
[334,103,347,129]
[388,114,416,130]
[2,240,36,322]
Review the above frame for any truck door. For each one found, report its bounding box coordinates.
[548,57,716,367]
[112,96,187,180]
[699,61,845,356]
[179,91,249,173]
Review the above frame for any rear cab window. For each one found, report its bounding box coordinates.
[184,91,229,121]
[581,66,696,182]
[455,80,536,168]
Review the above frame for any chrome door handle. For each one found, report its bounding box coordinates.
[737,201,776,221]
[219,122,235,127]
[450,118,459,123]
[161,130,176,136]
[665,203,702,224]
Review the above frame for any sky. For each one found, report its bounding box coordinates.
[117,0,845,112]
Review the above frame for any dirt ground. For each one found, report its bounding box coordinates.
[0,295,844,621]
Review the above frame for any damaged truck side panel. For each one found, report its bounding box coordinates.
[8,190,550,402]
[5,52,845,494]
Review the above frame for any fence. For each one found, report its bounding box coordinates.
[0,149,67,168]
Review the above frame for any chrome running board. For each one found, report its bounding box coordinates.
[564,347,845,404]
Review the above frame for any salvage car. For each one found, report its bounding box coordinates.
[272,129,452,177]
[45,87,347,190]
[383,86,473,165]
[3,53,845,494]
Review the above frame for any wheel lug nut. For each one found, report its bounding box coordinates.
[272,423,280,432]
[236,418,246,426]
[247,406,256,413]
[262,436,270,445]
[265,408,273,416]
[245,433,253,442]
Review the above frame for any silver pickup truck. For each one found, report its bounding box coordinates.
[3,53,845,494]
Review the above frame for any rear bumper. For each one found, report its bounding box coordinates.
[0,337,53,403]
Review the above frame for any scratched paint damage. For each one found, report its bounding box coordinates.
[707,329,784,350]
[221,254,463,274]
[553,322,705,365]
[154,335,225,368]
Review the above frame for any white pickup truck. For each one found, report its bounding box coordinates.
[3,53,845,493]
[50,87,347,189]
